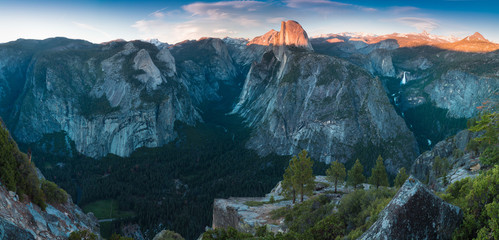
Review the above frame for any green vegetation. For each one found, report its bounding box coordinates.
[82,199,135,220]
[41,180,68,204]
[433,156,450,178]
[394,167,409,188]
[32,110,296,239]
[207,187,396,240]
[338,188,396,238]
[467,112,498,165]
[152,230,185,240]
[438,110,498,240]
[368,155,389,189]
[110,233,134,240]
[441,166,498,240]
[347,159,366,189]
[317,61,343,86]
[402,102,467,152]
[326,161,346,193]
[68,230,98,240]
[283,150,315,203]
[281,62,301,84]
[0,120,50,210]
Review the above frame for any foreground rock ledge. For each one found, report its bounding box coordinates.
[360,176,462,240]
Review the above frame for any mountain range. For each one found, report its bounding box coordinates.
[0,20,497,171]
[0,20,498,239]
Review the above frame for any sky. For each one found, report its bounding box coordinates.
[1,0,499,44]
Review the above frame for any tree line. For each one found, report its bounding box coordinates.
[282,150,410,203]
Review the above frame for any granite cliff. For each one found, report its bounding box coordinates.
[232,21,418,172]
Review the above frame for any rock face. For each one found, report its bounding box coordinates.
[0,38,203,158]
[247,30,278,46]
[170,37,239,104]
[276,20,313,51]
[232,21,418,172]
[359,176,463,240]
[426,70,499,118]
[411,129,481,191]
[0,218,35,240]
[0,184,99,240]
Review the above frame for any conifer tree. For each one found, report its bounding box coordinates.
[368,155,389,189]
[282,157,297,203]
[293,150,315,202]
[347,159,365,189]
[394,167,409,187]
[326,160,346,193]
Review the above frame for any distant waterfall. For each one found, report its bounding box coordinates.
[401,72,407,85]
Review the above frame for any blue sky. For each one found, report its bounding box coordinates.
[1,0,499,44]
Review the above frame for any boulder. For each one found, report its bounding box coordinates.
[359,176,462,240]
[0,218,35,240]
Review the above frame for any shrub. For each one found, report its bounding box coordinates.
[41,180,68,204]
[69,230,98,240]
[441,165,498,239]
[309,213,345,240]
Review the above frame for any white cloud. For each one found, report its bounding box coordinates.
[182,1,265,19]
[395,17,439,32]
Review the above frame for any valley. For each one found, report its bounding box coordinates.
[0,18,498,240]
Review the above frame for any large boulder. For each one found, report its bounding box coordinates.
[359,176,462,240]
[0,218,35,240]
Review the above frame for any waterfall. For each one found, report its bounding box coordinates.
[401,72,407,85]
[400,72,407,85]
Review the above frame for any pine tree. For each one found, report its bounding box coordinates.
[368,155,389,189]
[282,158,297,203]
[326,160,346,193]
[394,167,409,187]
[347,159,365,189]
[293,150,315,202]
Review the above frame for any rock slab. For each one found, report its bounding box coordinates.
[359,176,462,240]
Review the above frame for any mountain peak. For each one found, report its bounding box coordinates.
[276,20,313,51]
[248,20,313,51]
[463,32,488,42]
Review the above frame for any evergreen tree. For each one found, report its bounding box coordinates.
[347,159,365,189]
[290,149,315,202]
[368,155,389,189]
[394,167,409,187]
[468,112,498,165]
[282,158,297,203]
[326,160,346,193]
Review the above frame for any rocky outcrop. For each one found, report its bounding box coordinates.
[0,185,99,240]
[233,37,418,172]
[411,130,481,191]
[0,218,35,240]
[359,176,463,240]
[212,176,354,233]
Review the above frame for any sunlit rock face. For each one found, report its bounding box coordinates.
[276,20,314,51]
[360,176,462,240]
